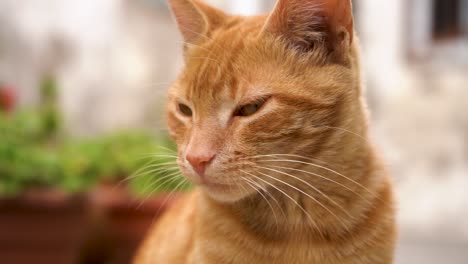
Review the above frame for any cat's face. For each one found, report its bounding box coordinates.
[167,0,357,202]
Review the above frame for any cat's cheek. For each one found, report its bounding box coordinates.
[166,112,189,142]
[179,169,200,185]
[168,126,185,145]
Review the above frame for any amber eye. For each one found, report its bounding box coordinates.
[178,103,193,117]
[235,101,266,117]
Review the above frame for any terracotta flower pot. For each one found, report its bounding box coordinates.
[82,185,181,264]
[0,189,90,264]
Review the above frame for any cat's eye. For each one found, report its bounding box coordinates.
[178,103,193,117]
[235,100,266,117]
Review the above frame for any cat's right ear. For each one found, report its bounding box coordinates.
[168,0,226,46]
[262,0,354,62]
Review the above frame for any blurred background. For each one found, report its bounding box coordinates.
[0,0,467,263]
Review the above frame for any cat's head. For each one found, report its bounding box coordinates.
[166,0,360,202]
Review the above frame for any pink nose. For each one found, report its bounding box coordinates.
[186,153,215,176]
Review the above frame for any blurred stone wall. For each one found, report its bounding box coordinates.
[0,0,183,135]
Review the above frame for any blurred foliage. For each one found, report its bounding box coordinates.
[0,109,186,197]
[0,79,188,197]
[39,77,61,139]
[0,110,186,197]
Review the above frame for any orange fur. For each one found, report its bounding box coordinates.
[135,0,396,263]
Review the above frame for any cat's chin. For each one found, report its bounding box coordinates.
[180,171,254,203]
[200,182,253,203]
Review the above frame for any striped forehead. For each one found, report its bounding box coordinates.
[181,22,262,125]
[187,58,240,100]
[187,44,246,98]
[185,19,255,98]
[198,85,243,128]
[184,53,247,127]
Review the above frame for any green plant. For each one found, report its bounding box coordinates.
[39,76,62,139]
[0,112,61,195]
[0,76,188,197]
[0,110,188,197]
[57,132,183,194]
[1,126,60,194]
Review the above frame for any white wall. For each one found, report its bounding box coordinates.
[358,0,409,97]
[205,0,266,15]
[0,0,183,135]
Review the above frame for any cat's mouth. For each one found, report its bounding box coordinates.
[178,161,253,202]
[181,169,232,191]
[186,173,250,202]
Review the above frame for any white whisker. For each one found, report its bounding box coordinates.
[255,158,376,197]
[241,176,280,231]
[138,170,182,198]
[317,125,368,142]
[240,169,322,237]
[116,162,179,189]
[154,178,190,217]
[255,165,353,226]
[136,173,180,209]
[254,168,348,230]
[268,165,369,203]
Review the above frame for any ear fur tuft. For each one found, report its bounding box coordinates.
[168,0,226,45]
[263,0,354,59]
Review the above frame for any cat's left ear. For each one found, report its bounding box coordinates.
[168,0,226,46]
[262,0,354,61]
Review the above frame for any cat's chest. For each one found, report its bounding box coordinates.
[190,240,337,264]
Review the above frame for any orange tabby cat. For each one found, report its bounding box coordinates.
[135,0,396,263]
